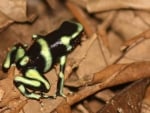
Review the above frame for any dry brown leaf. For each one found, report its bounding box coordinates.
[9,100,27,113]
[112,10,149,40]
[95,89,115,102]
[0,12,13,32]
[0,0,27,22]
[97,11,117,50]
[97,79,150,113]
[86,0,150,13]
[56,101,72,113]
[119,30,150,63]
[108,32,123,60]
[76,37,107,79]
[91,62,150,86]
[135,11,150,26]
[121,29,150,51]
[0,67,20,108]
[120,40,150,63]
[94,11,116,21]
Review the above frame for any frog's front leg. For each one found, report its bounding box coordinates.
[14,69,51,99]
[56,55,67,97]
[2,43,26,72]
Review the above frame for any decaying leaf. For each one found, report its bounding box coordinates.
[98,79,150,113]
[91,62,150,86]
[0,0,27,22]
[86,0,150,13]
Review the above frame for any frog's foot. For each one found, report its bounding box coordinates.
[40,93,56,99]
[60,93,67,98]
[52,93,57,99]
[56,91,67,98]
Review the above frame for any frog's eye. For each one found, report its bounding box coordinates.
[61,21,83,48]
[71,22,83,39]
[23,44,28,48]
[32,34,38,39]
[70,31,83,48]
[70,24,83,47]
[61,36,70,46]
[60,36,72,51]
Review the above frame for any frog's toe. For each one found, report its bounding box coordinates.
[60,93,67,98]
[40,93,56,99]
[56,91,66,98]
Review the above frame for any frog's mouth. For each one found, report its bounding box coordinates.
[70,31,83,49]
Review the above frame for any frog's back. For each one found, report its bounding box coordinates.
[25,21,83,73]
[45,21,82,59]
[26,41,48,73]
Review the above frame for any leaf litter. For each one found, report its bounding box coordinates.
[0,0,150,113]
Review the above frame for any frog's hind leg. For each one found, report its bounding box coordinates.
[14,77,43,99]
[14,69,51,99]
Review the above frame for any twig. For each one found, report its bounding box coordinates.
[56,101,72,113]
[66,61,150,106]
[65,1,96,37]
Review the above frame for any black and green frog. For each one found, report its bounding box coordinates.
[2,21,83,99]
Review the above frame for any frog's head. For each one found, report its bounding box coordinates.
[60,21,84,51]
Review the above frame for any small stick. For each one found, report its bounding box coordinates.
[65,1,95,37]
[67,61,150,106]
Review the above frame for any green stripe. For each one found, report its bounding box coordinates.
[60,22,83,51]
[20,56,29,66]
[25,69,50,90]
[18,85,41,99]
[37,38,52,72]
[15,76,41,87]
[3,46,16,69]
[60,36,72,51]
[15,47,25,62]
[71,22,83,39]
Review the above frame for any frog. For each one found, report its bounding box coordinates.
[2,21,83,99]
